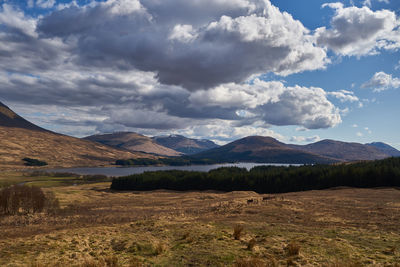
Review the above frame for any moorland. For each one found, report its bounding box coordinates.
[1,166,400,266]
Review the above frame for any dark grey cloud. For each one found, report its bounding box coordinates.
[0,1,344,140]
[36,0,327,90]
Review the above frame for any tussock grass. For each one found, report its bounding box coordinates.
[285,242,301,256]
[234,257,265,267]
[247,238,256,251]
[233,225,244,240]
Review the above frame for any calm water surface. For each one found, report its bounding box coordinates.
[49,163,298,177]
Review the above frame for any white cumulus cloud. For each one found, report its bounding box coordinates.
[361,71,400,92]
[36,0,56,9]
[328,90,359,102]
[315,3,400,56]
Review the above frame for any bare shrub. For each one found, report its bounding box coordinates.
[80,258,103,267]
[128,257,143,267]
[111,239,127,252]
[29,261,46,267]
[181,232,190,240]
[44,191,60,215]
[0,185,46,215]
[247,238,256,250]
[233,225,244,240]
[104,255,119,267]
[266,257,279,267]
[234,257,264,267]
[327,261,363,267]
[286,242,300,256]
[154,242,165,255]
[130,241,157,256]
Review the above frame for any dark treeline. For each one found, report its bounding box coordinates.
[111,157,400,193]
[23,157,48,166]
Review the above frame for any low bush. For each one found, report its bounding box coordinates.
[0,185,60,215]
[233,225,244,240]
[247,238,256,250]
[286,242,301,256]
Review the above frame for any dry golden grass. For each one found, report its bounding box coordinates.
[0,182,400,266]
[0,126,151,169]
[85,132,181,157]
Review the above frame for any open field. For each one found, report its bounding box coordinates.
[1,174,400,266]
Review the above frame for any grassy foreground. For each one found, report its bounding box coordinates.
[1,172,400,266]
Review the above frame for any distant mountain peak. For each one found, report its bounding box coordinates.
[191,135,336,164]
[85,132,181,156]
[232,136,284,147]
[152,134,219,155]
[366,142,400,157]
[367,142,391,147]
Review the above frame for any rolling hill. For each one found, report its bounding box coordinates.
[0,101,146,169]
[190,136,338,164]
[84,132,181,156]
[152,134,219,155]
[290,139,390,162]
[366,142,400,157]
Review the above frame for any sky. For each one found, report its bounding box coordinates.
[0,0,399,148]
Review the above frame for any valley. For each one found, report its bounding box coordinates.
[1,100,400,266]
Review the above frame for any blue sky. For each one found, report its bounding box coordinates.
[270,0,400,148]
[1,0,400,148]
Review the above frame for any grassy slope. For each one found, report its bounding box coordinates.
[0,173,399,266]
[0,127,152,169]
[84,132,181,157]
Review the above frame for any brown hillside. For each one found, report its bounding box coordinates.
[0,101,148,169]
[0,102,48,132]
[291,139,389,162]
[84,132,181,156]
[0,127,149,169]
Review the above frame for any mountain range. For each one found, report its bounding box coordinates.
[84,133,219,156]
[0,100,399,168]
[190,136,336,164]
[191,136,399,164]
